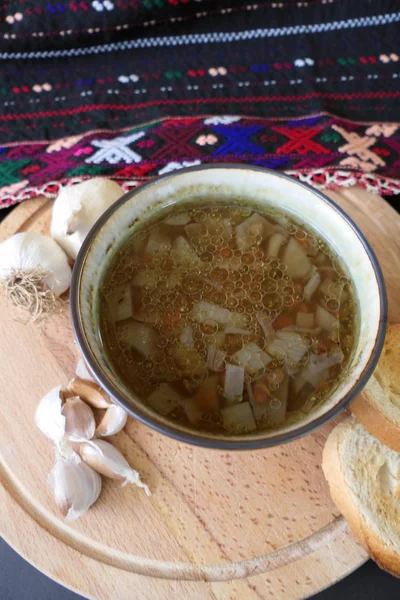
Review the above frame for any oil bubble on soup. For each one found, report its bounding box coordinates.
[98,202,356,435]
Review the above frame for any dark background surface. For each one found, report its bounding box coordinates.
[1,201,399,599]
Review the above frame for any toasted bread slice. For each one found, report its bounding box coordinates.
[322,419,400,577]
[351,324,400,452]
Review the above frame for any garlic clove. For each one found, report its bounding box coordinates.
[49,450,102,521]
[96,405,128,437]
[51,179,124,259]
[76,359,96,383]
[62,396,96,442]
[60,385,75,403]
[80,440,151,496]
[68,377,111,409]
[35,385,66,444]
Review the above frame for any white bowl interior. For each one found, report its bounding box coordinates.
[77,167,383,442]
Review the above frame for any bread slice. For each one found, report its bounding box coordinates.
[351,324,400,452]
[322,419,400,577]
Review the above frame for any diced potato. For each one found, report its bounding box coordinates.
[172,236,200,264]
[267,232,287,258]
[174,346,206,377]
[146,383,182,416]
[232,343,272,375]
[145,229,171,255]
[110,286,132,322]
[224,363,245,404]
[195,375,220,412]
[132,270,158,289]
[117,320,157,357]
[180,325,195,349]
[316,305,339,333]
[222,402,256,434]
[282,238,312,279]
[182,398,202,425]
[236,213,275,251]
[296,312,314,329]
[165,212,191,226]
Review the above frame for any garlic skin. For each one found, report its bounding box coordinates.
[96,405,128,437]
[35,385,66,444]
[68,377,111,409]
[76,359,96,383]
[49,451,102,521]
[0,232,71,295]
[80,440,151,496]
[51,178,124,259]
[62,396,96,442]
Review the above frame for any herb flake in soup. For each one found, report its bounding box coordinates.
[98,202,357,435]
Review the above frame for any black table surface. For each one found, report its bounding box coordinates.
[1,202,399,600]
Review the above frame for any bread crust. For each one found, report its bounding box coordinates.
[350,392,400,453]
[322,421,400,578]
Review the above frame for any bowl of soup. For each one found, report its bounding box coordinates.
[70,165,387,449]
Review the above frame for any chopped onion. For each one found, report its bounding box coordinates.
[267,331,308,363]
[316,305,339,333]
[235,213,274,251]
[224,326,250,334]
[172,236,200,264]
[180,325,195,349]
[145,230,171,255]
[110,286,133,323]
[223,364,245,404]
[191,301,232,325]
[117,320,157,357]
[256,312,274,339]
[232,343,272,375]
[267,232,287,258]
[282,325,321,335]
[300,365,330,388]
[146,384,182,416]
[165,212,191,226]
[206,344,226,372]
[303,267,321,302]
[308,347,344,374]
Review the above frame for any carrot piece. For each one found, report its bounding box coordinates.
[297,303,309,313]
[317,382,330,393]
[274,313,294,329]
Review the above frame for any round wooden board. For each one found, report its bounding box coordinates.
[2,186,399,600]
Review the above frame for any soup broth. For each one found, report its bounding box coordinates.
[98,201,357,435]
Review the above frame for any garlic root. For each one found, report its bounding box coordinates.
[0,232,71,323]
[68,377,111,409]
[96,405,128,437]
[80,440,151,496]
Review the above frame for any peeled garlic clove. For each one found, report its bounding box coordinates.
[68,377,111,409]
[49,451,101,521]
[76,359,96,383]
[96,405,128,437]
[35,385,66,444]
[51,178,124,259]
[62,396,96,442]
[80,440,151,496]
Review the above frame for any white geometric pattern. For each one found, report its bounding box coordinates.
[2,13,399,59]
[86,132,145,165]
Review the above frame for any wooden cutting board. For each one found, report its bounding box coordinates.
[1,186,399,600]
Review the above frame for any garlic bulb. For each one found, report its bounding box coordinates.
[35,385,66,444]
[76,359,96,383]
[49,451,102,521]
[68,377,111,409]
[80,440,151,495]
[96,405,128,437]
[0,232,71,322]
[62,397,96,442]
[0,232,71,295]
[51,178,124,259]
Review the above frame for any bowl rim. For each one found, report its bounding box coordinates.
[70,164,387,450]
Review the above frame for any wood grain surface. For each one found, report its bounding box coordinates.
[2,186,398,600]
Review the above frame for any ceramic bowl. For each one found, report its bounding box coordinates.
[70,165,387,449]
